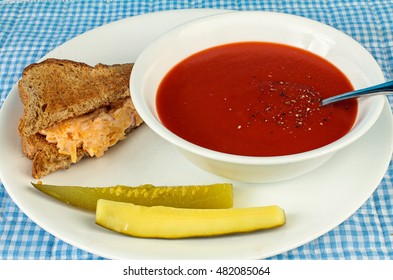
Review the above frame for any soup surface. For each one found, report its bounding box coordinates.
[156,42,357,156]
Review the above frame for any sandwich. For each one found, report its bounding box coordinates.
[18,58,143,178]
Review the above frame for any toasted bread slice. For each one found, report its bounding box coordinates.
[18,59,143,178]
[18,59,135,137]
[21,133,89,178]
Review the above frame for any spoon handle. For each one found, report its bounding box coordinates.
[321,80,393,106]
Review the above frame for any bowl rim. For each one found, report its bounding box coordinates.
[130,11,386,165]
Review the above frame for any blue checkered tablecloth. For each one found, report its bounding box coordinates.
[1,0,392,260]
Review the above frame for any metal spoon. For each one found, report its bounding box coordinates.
[321,80,393,106]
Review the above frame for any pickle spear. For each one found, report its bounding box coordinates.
[96,200,286,238]
[32,182,233,210]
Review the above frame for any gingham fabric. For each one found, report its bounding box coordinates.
[1,0,392,260]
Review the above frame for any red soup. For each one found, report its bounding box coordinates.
[156,42,357,156]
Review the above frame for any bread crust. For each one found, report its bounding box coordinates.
[18,59,142,178]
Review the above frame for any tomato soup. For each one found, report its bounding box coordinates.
[156,42,357,156]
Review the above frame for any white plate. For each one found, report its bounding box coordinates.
[0,9,392,260]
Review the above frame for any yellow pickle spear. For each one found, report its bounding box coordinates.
[96,200,286,239]
[32,182,233,210]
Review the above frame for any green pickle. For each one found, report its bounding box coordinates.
[32,182,233,211]
[96,200,286,239]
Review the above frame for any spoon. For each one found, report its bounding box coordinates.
[321,80,393,106]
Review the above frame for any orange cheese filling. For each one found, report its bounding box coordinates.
[41,98,141,163]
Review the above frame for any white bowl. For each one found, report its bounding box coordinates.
[130,11,385,183]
